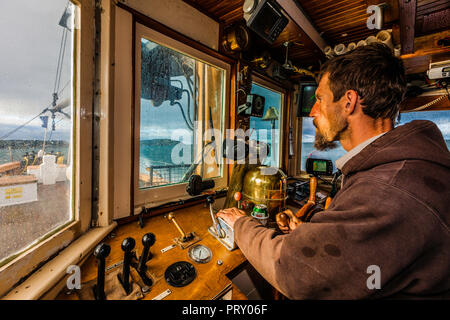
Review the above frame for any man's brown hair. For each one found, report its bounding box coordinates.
[319,43,407,121]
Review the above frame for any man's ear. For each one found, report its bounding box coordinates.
[344,90,358,115]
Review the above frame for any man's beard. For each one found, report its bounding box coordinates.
[314,130,339,151]
[313,117,348,151]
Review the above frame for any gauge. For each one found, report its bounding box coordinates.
[188,244,212,264]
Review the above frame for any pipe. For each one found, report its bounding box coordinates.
[347,42,357,51]
[324,46,334,59]
[376,30,393,50]
[394,44,401,57]
[357,40,367,47]
[366,35,377,45]
[334,43,347,55]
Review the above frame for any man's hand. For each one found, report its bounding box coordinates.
[217,207,246,229]
[275,209,301,234]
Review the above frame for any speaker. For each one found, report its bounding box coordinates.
[244,94,265,118]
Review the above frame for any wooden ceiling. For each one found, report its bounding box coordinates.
[415,0,450,36]
[297,0,399,46]
[183,0,326,67]
[183,0,449,71]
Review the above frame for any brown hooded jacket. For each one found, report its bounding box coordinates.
[234,120,450,299]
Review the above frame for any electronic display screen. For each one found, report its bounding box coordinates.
[312,160,327,173]
[306,158,332,176]
[297,84,317,117]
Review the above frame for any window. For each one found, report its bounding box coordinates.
[300,117,346,173]
[248,81,284,168]
[0,1,77,266]
[299,110,450,173]
[398,110,450,150]
[134,23,230,206]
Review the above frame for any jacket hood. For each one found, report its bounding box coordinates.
[341,120,450,175]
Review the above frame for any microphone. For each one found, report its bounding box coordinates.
[186,175,215,196]
[222,138,269,162]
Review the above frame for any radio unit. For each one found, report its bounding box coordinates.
[427,60,450,80]
[306,158,333,176]
[243,0,288,44]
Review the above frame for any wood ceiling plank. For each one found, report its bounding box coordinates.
[417,0,449,15]
[277,0,329,50]
[312,3,366,19]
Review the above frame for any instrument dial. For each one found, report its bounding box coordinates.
[188,244,212,264]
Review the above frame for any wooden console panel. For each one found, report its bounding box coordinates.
[57,203,247,300]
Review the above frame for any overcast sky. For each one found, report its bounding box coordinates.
[1,1,448,144]
[0,0,72,140]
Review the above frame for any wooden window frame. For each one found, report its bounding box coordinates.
[133,22,232,208]
[250,73,289,172]
[0,0,94,297]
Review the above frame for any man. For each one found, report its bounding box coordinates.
[218,43,450,299]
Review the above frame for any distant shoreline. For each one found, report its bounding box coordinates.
[0,140,68,149]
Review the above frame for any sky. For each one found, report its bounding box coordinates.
[1,1,448,144]
[0,0,73,140]
[301,110,450,143]
[140,76,196,142]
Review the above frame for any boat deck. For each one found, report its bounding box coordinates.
[0,181,71,262]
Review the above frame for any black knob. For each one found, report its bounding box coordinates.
[138,233,156,272]
[142,233,156,247]
[206,196,215,204]
[93,243,110,300]
[94,242,111,259]
[121,237,136,252]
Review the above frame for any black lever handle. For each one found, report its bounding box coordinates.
[186,175,215,196]
[119,237,135,295]
[138,233,156,273]
[93,243,111,300]
[206,195,215,205]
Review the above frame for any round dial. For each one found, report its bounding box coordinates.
[188,244,212,264]
[235,25,249,49]
[243,0,257,13]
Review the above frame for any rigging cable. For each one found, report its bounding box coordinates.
[182,89,193,128]
[170,79,194,128]
[0,113,44,141]
[171,101,194,131]
[1,2,72,141]
[53,27,68,96]
[0,80,70,141]
[52,1,71,106]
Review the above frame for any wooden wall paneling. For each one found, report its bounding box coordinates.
[121,0,220,50]
[113,7,133,220]
[400,30,450,74]
[398,0,417,54]
[416,0,450,35]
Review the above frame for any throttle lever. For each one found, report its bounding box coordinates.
[136,233,156,286]
[118,237,135,295]
[206,196,225,238]
[93,243,110,300]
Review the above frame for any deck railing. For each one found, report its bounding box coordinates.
[146,164,191,186]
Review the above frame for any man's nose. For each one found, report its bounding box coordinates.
[309,101,319,118]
